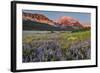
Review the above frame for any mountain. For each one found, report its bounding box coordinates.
[82,23,91,30]
[56,16,83,28]
[22,12,90,31]
[23,12,63,30]
[23,12,55,26]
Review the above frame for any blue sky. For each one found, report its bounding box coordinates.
[23,10,91,24]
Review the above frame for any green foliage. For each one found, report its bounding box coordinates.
[23,30,90,49]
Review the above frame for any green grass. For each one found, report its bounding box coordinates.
[23,30,90,50]
[59,30,90,50]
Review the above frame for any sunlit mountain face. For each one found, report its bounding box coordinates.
[23,12,55,26]
[22,12,91,31]
[56,16,83,28]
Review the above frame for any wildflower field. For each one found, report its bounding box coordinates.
[22,30,91,62]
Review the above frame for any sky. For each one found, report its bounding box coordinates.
[23,10,91,24]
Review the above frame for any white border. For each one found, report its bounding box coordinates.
[16,4,96,70]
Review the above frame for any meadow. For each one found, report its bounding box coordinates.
[22,30,91,62]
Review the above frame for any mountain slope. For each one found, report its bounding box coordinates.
[57,16,83,27]
[23,20,75,31]
[23,12,55,26]
[22,12,90,31]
